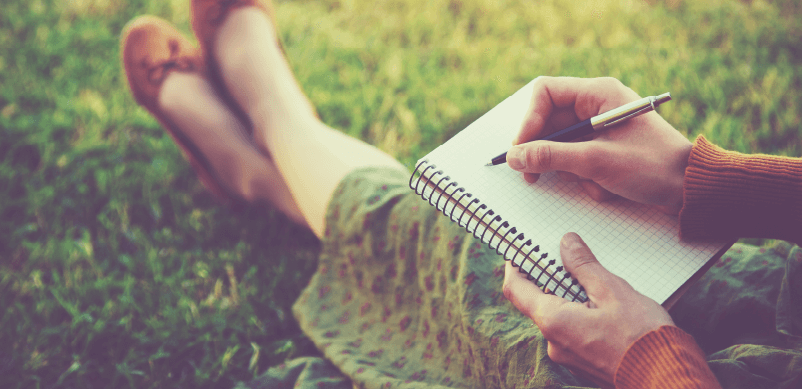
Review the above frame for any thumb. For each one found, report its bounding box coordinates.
[559,232,614,302]
[506,140,609,180]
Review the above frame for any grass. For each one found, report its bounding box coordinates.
[0,0,800,387]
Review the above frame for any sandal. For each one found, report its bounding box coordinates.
[121,15,236,204]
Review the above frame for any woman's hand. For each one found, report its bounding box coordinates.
[507,76,692,215]
[502,232,675,386]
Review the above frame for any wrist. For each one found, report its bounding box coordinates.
[668,141,693,215]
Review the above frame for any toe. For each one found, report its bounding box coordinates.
[121,16,202,107]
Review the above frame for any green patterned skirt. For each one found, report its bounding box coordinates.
[237,168,801,389]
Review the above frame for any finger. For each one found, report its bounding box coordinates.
[559,233,613,301]
[503,261,566,322]
[516,77,639,145]
[523,172,539,183]
[506,140,611,181]
[577,180,616,202]
[557,171,580,182]
[542,107,582,137]
[515,108,579,146]
[516,77,597,145]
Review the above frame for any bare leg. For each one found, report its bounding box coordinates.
[158,71,308,227]
[214,8,408,238]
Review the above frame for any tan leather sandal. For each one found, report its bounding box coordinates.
[121,15,235,203]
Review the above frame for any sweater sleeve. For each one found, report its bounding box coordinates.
[617,139,801,388]
[615,325,722,389]
[679,135,802,245]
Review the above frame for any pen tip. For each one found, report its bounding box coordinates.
[484,162,493,167]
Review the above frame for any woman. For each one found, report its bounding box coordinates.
[121,1,801,387]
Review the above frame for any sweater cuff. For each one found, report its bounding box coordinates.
[679,135,802,244]
[614,325,721,389]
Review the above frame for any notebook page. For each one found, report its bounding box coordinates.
[419,79,725,303]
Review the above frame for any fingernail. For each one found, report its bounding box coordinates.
[561,232,581,250]
[507,147,524,170]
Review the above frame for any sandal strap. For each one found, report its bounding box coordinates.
[148,56,196,84]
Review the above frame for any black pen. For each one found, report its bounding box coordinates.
[485,93,672,166]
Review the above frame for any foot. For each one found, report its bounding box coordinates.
[121,15,232,202]
[156,71,307,227]
[190,0,405,238]
[121,15,306,225]
[190,0,282,65]
[157,72,261,202]
[190,1,317,155]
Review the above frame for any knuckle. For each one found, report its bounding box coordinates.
[588,188,607,202]
[502,281,515,302]
[547,343,567,364]
[539,320,556,339]
[569,253,598,272]
[578,180,608,202]
[610,276,635,293]
[533,75,551,89]
[599,76,623,90]
[537,311,565,339]
[597,77,638,101]
[528,144,553,171]
[552,308,574,326]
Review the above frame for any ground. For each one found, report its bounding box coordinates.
[0,0,800,388]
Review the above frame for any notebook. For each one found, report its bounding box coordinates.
[409,79,731,306]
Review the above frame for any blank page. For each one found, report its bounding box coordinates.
[416,79,726,304]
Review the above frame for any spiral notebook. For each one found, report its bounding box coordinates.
[409,79,731,306]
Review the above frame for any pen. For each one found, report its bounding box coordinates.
[485,92,672,166]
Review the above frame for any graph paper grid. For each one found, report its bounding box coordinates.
[412,79,726,304]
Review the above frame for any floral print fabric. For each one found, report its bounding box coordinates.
[238,167,801,389]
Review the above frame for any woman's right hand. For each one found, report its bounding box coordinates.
[506,76,693,215]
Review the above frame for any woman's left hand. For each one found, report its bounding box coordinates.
[502,232,675,386]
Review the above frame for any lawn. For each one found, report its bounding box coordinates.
[0,0,800,388]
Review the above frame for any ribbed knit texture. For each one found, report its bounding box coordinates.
[679,135,802,245]
[614,139,801,388]
[614,325,722,389]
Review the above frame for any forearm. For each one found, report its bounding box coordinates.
[679,135,802,245]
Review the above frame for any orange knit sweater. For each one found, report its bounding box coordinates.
[614,136,802,389]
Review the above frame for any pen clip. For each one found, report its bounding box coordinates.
[601,98,655,128]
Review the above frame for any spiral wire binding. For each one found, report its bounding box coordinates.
[410,160,588,303]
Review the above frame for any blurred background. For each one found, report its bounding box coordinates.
[0,0,799,387]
